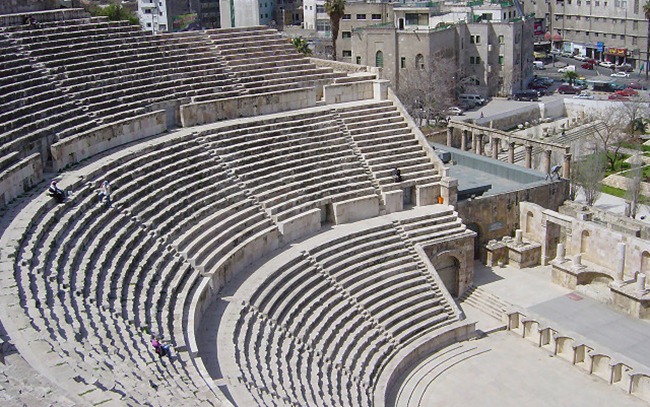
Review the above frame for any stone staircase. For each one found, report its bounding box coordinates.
[458,285,510,331]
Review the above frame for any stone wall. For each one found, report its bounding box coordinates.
[0,154,43,207]
[180,88,316,127]
[50,110,167,171]
[457,180,568,260]
[323,81,374,104]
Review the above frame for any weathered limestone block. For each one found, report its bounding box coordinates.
[0,153,42,207]
[485,239,507,267]
[333,195,379,224]
[382,190,403,213]
[506,240,541,268]
[415,183,440,207]
[277,208,321,243]
[323,81,374,104]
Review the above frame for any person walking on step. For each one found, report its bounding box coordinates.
[97,179,111,208]
[48,180,66,203]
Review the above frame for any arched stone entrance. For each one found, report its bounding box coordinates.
[432,254,460,297]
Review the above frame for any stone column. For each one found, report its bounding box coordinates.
[563,152,572,179]
[476,134,484,155]
[615,242,626,282]
[543,149,552,177]
[492,137,499,159]
[446,126,453,147]
[461,130,468,151]
[573,253,582,268]
[515,229,523,246]
[555,243,565,261]
[508,142,516,164]
[524,145,533,169]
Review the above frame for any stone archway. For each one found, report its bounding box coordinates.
[432,254,460,297]
[525,210,534,233]
[580,230,590,254]
[641,251,650,276]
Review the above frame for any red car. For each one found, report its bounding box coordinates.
[608,93,630,101]
[616,87,639,97]
[557,85,581,94]
[581,62,595,70]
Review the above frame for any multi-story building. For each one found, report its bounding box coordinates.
[138,0,169,32]
[218,0,276,28]
[334,1,533,97]
[521,0,648,68]
[198,0,220,28]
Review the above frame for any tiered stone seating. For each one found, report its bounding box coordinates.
[198,108,381,222]
[335,101,440,191]
[8,133,254,405]
[229,211,464,406]
[206,26,345,95]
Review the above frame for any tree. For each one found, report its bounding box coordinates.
[644,1,650,80]
[396,52,458,126]
[626,153,645,218]
[575,150,607,206]
[325,0,345,61]
[563,71,578,86]
[291,37,313,56]
[85,3,139,25]
[586,106,630,172]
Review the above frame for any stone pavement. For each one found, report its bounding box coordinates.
[396,262,650,406]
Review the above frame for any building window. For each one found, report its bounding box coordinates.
[470,56,481,64]
[595,0,599,4]
[342,14,351,20]
[577,0,581,4]
[586,0,590,4]
[604,1,608,4]
[498,55,504,65]
[342,31,351,38]
[342,50,352,58]
[416,54,424,69]
[576,16,581,20]
[145,8,152,13]
[470,56,475,64]
[316,5,325,13]
[375,50,384,67]
[633,37,638,45]
[356,56,361,64]
[400,57,406,69]
[594,32,599,36]
[471,35,481,44]
[498,35,504,44]
[586,31,590,36]
[635,0,640,12]
[316,20,330,33]
[357,14,366,20]
[372,14,381,20]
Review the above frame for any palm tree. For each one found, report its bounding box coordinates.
[325,0,346,61]
[564,70,578,86]
[291,37,313,56]
[643,1,650,81]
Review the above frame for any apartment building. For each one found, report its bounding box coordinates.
[138,0,169,32]
[521,0,648,67]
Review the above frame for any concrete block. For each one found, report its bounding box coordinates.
[332,195,379,224]
[277,208,321,243]
[382,190,403,213]
[415,183,440,207]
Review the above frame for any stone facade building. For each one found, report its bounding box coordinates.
[521,0,649,68]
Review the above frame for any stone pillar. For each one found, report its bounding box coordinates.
[472,132,477,153]
[637,273,646,294]
[573,253,582,268]
[491,137,499,159]
[615,242,626,282]
[476,134,484,155]
[543,149,552,177]
[461,130,468,151]
[446,126,453,147]
[515,229,523,246]
[555,243,565,261]
[563,153,572,179]
[508,142,516,164]
[524,145,533,169]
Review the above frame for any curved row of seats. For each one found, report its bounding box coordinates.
[230,214,467,405]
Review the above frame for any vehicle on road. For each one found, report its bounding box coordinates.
[558,65,576,73]
[610,71,630,78]
[446,106,464,116]
[574,55,587,61]
[557,85,581,94]
[608,93,630,101]
[528,82,548,91]
[628,82,647,90]
[533,61,545,70]
[512,90,540,101]
[615,63,634,72]
[581,62,595,70]
[591,81,616,92]
[573,91,594,99]
[616,87,639,97]
[599,61,615,69]
[459,94,486,106]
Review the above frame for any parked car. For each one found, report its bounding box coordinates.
[616,87,639,97]
[528,82,548,90]
[581,62,595,70]
[558,65,576,73]
[586,59,598,65]
[446,106,464,116]
[608,93,630,101]
[628,82,647,90]
[616,63,634,72]
[512,90,540,101]
[599,61,615,69]
[574,55,587,61]
[573,91,594,99]
[535,76,554,86]
[610,71,630,78]
[557,85,581,94]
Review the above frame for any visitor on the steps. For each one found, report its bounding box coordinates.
[546,164,561,181]
[151,336,172,359]
[48,180,66,203]
[392,167,403,183]
[97,179,111,208]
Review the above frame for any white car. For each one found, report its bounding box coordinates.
[573,91,594,99]
[446,106,464,116]
[599,61,615,69]
[610,71,630,78]
[574,55,587,61]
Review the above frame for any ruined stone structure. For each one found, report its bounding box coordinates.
[0,9,480,405]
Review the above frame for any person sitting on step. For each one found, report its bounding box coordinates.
[48,180,66,203]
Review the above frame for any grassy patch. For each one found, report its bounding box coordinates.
[601,184,626,198]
